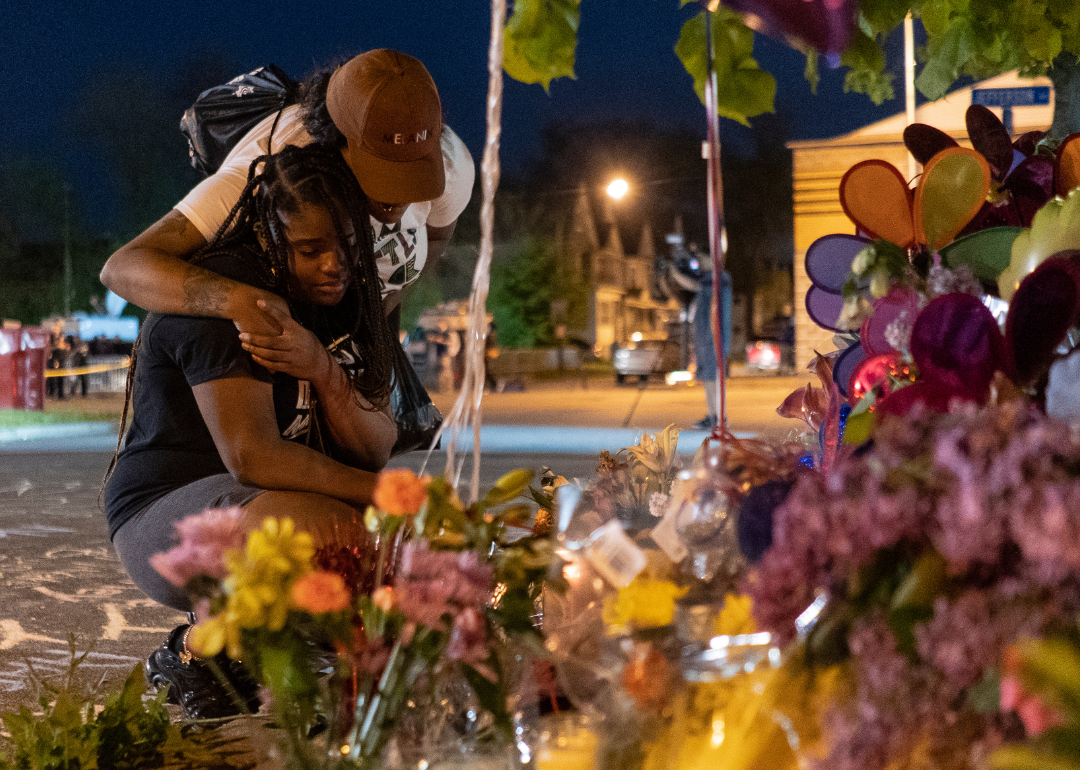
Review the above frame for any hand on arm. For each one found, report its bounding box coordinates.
[100,209,288,335]
[239,302,397,469]
[192,375,378,507]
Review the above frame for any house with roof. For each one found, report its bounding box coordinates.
[554,185,681,357]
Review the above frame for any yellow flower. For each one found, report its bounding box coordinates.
[603,576,689,630]
[195,517,318,658]
[189,612,244,661]
[714,593,756,636]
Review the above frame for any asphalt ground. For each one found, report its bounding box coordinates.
[0,450,601,720]
[0,376,807,723]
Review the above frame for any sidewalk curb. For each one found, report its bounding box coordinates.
[0,421,117,443]
[0,421,753,454]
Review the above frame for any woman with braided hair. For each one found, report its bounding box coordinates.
[103,144,398,720]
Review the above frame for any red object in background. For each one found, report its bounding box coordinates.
[0,327,49,411]
[746,340,781,371]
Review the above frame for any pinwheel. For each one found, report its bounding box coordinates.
[904,106,1055,233]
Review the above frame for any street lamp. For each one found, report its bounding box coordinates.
[606,177,629,200]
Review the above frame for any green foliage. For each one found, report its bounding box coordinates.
[498,0,1080,137]
[489,236,588,348]
[503,0,581,91]
[0,642,216,770]
[674,8,777,126]
[840,30,896,104]
[804,49,821,94]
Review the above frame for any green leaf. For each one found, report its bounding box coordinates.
[967,666,1002,713]
[888,603,934,657]
[843,408,875,444]
[840,30,896,104]
[890,550,948,611]
[990,745,1080,770]
[940,226,1022,282]
[916,18,977,99]
[804,49,820,94]
[503,0,581,92]
[858,0,914,37]
[483,468,535,506]
[675,9,776,126]
[462,661,514,741]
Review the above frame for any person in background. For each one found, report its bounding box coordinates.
[70,336,89,397]
[47,335,68,400]
[692,269,732,430]
[99,49,474,338]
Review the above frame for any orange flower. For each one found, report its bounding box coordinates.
[372,586,396,611]
[621,643,672,710]
[373,469,429,515]
[291,571,351,614]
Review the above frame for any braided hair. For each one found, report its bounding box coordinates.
[102,144,395,500]
[193,143,395,410]
[298,65,347,149]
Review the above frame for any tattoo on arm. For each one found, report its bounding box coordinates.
[182,269,233,316]
[156,210,194,242]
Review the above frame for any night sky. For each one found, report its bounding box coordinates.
[2,1,908,235]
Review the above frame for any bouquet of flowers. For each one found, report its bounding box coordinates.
[150,467,554,768]
[751,399,1080,770]
[539,426,806,770]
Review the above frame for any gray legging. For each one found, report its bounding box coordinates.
[113,475,266,612]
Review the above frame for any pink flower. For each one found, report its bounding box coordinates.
[1001,647,1066,736]
[149,507,246,588]
[446,606,489,665]
[393,543,494,631]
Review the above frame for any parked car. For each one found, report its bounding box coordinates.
[746,339,782,373]
[613,338,682,384]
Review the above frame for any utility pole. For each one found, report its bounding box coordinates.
[63,184,72,317]
[905,13,918,182]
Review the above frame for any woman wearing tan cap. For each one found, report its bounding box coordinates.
[100,49,474,337]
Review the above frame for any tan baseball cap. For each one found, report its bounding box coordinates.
[326,49,445,204]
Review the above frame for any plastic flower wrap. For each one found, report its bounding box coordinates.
[540,426,804,770]
[150,466,554,768]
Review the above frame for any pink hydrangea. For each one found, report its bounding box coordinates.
[149,507,246,588]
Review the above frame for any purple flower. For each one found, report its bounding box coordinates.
[149,507,245,588]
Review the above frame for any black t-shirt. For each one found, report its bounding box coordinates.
[103,250,342,539]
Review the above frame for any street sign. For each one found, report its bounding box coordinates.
[971,87,1051,108]
[970,86,1051,135]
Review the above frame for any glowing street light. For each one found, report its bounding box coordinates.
[606,177,629,200]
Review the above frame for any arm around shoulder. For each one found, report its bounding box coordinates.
[101,209,286,335]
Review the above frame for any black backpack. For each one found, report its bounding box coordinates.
[180,64,299,177]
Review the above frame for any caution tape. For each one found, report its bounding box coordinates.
[44,358,131,378]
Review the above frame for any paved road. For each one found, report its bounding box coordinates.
[0,450,601,717]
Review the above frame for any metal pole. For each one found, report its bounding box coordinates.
[63,184,72,317]
[703,2,727,432]
[904,13,918,181]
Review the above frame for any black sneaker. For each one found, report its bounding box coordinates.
[145,624,261,721]
[692,415,716,430]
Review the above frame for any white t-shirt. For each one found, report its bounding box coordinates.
[175,104,475,297]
